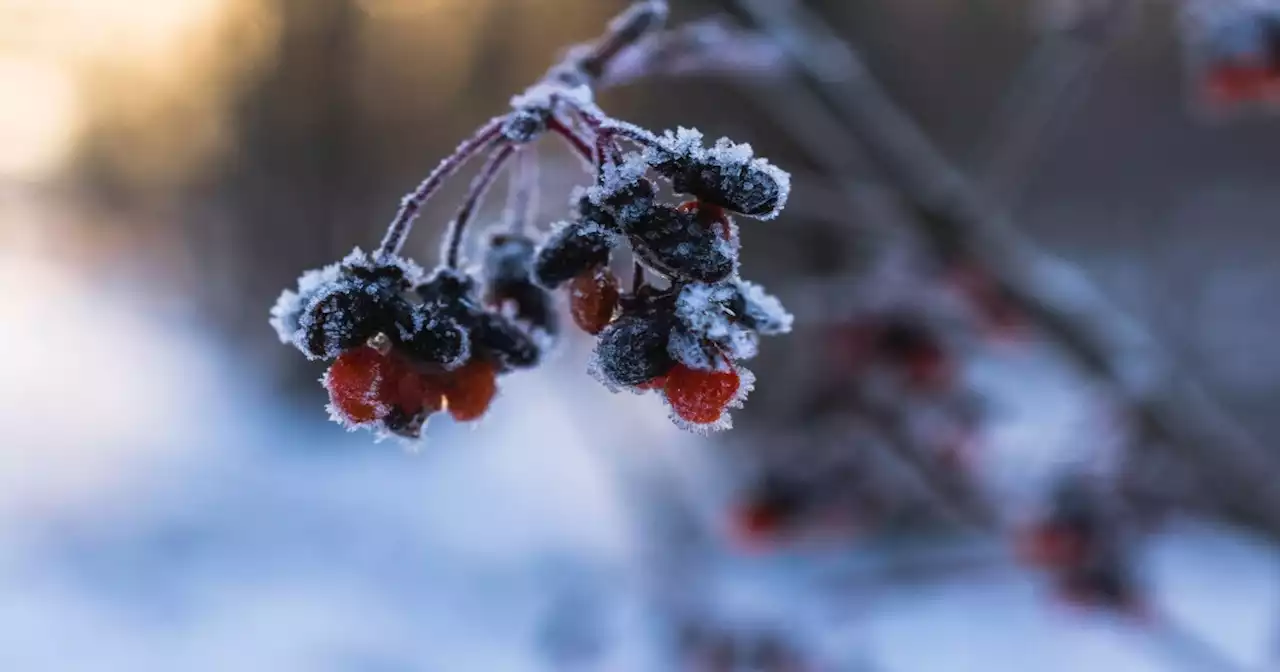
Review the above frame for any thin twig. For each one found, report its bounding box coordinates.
[377,117,505,259]
[728,0,1280,540]
[444,143,515,268]
[504,146,540,235]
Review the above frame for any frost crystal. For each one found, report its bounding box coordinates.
[622,205,737,283]
[532,218,617,289]
[645,127,792,219]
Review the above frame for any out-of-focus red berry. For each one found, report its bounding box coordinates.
[1016,525,1086,570]
[733,501,783,546]
[1204,63,1278,105]
[568,267,619,335]
[440,358,498,422]
[664,363,740,425]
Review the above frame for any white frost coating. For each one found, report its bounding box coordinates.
[320,367,388,432]
[510,82,594,113]
[646,127,793,220]
[586,152,649,206]
[738,279,794,335]
[585,350,624,394]
[665,364,756,435]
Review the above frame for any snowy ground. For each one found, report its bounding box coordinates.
[0,257,1277,671]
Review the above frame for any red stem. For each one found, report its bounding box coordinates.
[445,143,517,268]
[377,116,506,259]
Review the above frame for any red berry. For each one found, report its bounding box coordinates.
[440,358,498,422]
[325,346,430,425]
[568,267,619,335]
[664,363,740,425]
[678,200,732,240]
[325,347,389,425]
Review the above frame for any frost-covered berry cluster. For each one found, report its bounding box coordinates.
[268,1,792,439]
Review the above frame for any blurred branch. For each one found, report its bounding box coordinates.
[973,0,1134,207]
[726,0,1280,538]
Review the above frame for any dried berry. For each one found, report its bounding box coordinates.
[483,232,559,336]
[272,249,420,361]
[622,204,736,283]
[403,307,470,369]
[645,128,790,219]
[568,267,619,334]
[501,107,549,143]
[663,362,742,427]
[532,219,615,289]
[590,315,676,388]
[472,310,543,370]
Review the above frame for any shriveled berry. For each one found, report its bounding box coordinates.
[532,219,615,289]
[591,315,676,388]
[664,363,741,425]
[622,204,736,284]
[441,358,498,422]
[404,308,469,368]
[483,232,559,335]
[568,267,619,334]
[646,129,789,218]
[473,311,542,370]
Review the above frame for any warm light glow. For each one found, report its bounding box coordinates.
[0,0,278,183]
[0,58,80,179]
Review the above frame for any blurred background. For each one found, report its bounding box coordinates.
[3,0,1280,669]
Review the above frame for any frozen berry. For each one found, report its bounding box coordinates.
[324,345,429,427]
[568,267,619,334]
[441,358,498,422]
[404,308,469,368]
[483,232,559,335]
[532,219,615,289]
[664,362,740,425]
[473,311,542,370]
[622,205,736,284]
[591,315,676,388]
[324,347,389,425]
[646,129,789,218]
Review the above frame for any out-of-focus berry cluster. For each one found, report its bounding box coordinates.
[1181,0,1280,109]
[268,3,792,440]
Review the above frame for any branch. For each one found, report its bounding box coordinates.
[728,0,1280,538]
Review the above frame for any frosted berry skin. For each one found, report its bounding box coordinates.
[438,358,499,422]
[593,315,677,387]
[403,307,469,369]
[663,362,741,425]
[532,219,615,289]
[568,267,619,335]
[416,267,542,371]
[284,257,418,361]
[649,151,784,218]
[620,205,736,284]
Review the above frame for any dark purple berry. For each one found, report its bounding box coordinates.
[532,220,615,289]
[621,204,736,283]
[591,315,676,387]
